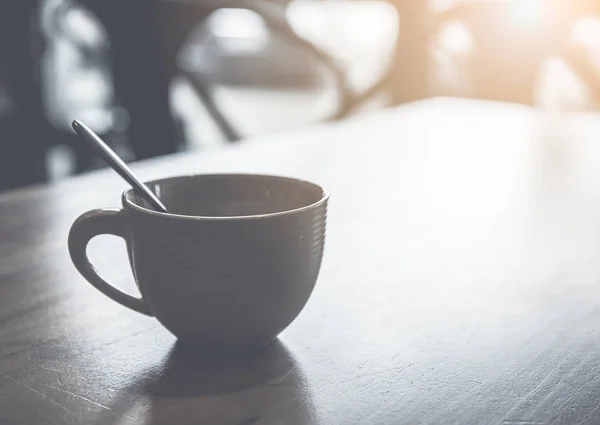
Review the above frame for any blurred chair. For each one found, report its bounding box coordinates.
[0,0,371,191]
[57,0,349,142]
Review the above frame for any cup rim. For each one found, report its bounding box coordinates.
[121,173,329,221]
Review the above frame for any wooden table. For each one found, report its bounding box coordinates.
[3,98,600,424]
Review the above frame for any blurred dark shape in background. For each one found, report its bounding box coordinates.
[0,0,46,190]
[2,0,600,192]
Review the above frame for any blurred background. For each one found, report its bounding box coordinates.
[2,0,600,191]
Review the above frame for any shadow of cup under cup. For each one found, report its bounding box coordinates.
[104,340,318,425]
[146,340,307,397]
[68,174,329,351]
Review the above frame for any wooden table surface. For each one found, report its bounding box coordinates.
[3,98,600,424]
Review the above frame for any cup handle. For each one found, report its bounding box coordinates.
[68,208,153,316]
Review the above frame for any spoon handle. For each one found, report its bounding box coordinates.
[72,120,168,213]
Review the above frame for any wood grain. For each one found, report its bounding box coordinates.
[2,98,600,424]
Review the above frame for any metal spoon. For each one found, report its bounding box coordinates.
[71,120,168,213]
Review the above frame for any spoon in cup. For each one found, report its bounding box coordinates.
[71,120,168,213]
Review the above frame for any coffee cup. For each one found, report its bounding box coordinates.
[68,174,328,351]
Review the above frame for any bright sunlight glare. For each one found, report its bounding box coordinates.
[510,0,544,27]
[438,21,473,54]
[572,16,600,46]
